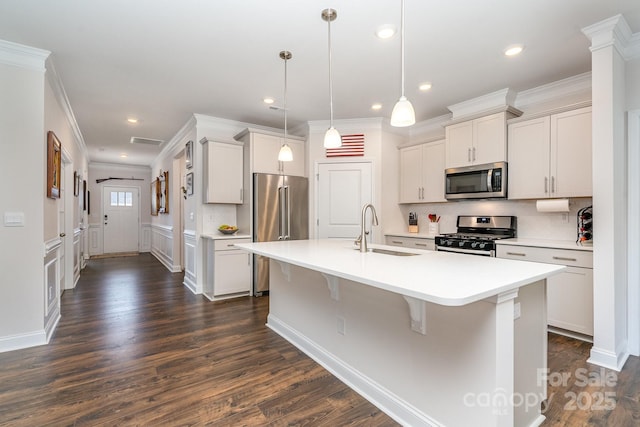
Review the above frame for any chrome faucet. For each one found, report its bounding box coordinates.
[356,203,379,252]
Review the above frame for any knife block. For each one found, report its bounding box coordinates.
[408,225,419,233]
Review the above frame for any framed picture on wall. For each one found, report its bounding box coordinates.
[186,172,194,196]
[82,180,87,211]
[185,140,193,169]
[46,131,62,199]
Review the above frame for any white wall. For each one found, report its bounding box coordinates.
[0,48,47,347]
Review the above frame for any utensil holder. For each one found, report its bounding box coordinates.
[428,223,439,236]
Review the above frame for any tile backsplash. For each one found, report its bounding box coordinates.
[400,198,592,241]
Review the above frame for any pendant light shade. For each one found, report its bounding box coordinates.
[390,0,415,127]
[324,126,341,148]
[277,143,293,161]
[278,50,293,162]
[322,8,341,148]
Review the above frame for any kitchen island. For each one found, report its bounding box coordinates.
[235,239,565,427]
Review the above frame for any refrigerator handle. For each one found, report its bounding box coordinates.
[284,185,291,240]
[278,186,284,240]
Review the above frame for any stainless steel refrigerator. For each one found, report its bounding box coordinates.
[253,173,309,295]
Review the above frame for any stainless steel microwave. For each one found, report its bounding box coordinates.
[445,162,507,200]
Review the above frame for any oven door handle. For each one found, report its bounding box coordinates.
[436,246,494,256]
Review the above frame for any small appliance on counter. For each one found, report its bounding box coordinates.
[408,211,418,233]
[577,205,592,245]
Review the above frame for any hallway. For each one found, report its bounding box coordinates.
[0,254,396,426]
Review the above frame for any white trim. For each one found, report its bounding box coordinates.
[447,88,518,119]
[0,330,47,353]
[267,314,443,427]
[588,343,630,372]
[582,14,639,60]
[0,39,49,71]
[44,237,62,256]
[46,57,89,160]
[514,73,592,113]
[628,109,640,356]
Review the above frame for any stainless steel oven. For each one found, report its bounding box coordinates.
[435,216,517,257]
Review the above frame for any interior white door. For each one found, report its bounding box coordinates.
[317,162,372,239]
[103,186,139,253]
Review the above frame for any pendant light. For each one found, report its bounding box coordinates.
[277,50,294,162]
[322,8,341,149]
[390,0,415,127]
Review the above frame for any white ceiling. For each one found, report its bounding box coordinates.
[0,1,638,166]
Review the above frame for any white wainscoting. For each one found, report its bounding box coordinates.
[73,228,81,286]
[44,237,61,344]
[151,224,180,272]
[183,230,197,294]
[140,223,152,253]
[88,223,102,256]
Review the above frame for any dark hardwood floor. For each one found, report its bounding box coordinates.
[0,253,637,426]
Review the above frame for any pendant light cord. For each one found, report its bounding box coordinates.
[284,55,288,143]
[328,11,334,128]
[400,0,406,98]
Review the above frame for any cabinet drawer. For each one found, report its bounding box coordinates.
[214,238,251,251]
[385,236,434,251]
[497,245,592,268]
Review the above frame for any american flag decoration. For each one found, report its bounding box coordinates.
[325,133,365,157]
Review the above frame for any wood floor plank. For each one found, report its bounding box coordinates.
[0,253,638,426]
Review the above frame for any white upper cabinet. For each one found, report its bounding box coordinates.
[236,130,305,176]
[508,106,592,200]
[445,112,508,169]
[399,140,446,204]
[202,139,244,204]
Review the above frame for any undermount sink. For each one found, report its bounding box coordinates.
[366,248,419,256]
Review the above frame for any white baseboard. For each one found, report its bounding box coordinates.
[266,314,442,427]
[588,344,630,371]
[183,276,197,294]
[0,330,47,353]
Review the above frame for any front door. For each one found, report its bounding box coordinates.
[103,186,139,253]
[317,161,372,239]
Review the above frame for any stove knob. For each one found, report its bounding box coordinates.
[471,242,478,248]
[458,241,465,247]
[479,243,486,249]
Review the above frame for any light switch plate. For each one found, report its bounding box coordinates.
[4,212,25,227]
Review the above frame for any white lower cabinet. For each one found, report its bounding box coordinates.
[204,238,251,300]
[496,244,593,337]
[385,235,435,251]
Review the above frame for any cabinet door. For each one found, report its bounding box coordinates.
[399,145,424,203]
[422,140,446,202]
[445,121,473,168]
[547,266,593,336]
[507,117,551,199]
[473,113,506,165]
[252,133,283,175]
[206,142,243,204]
[214,250,251,295]
[551,107,592,198]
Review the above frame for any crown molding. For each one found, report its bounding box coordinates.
[514,72,592,111]
[0,39,49,71]
[447,88,517,119]
[152,115,197,168]
[582,14,639,60]
[89,162,151,173]
[307,117,384,133]
[45,57,89,162]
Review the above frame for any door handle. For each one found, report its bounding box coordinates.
[59,232,66,238]
[544,177,548,194]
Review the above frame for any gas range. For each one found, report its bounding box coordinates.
[435,216,517,257]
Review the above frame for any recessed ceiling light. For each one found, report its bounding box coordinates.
[263,97,275,104]
[127,118,138,124]
[371,103,383,110]
[120,153,128,158]
[419,82,432,91]
[504,44,524,57]
[375,25,396,39]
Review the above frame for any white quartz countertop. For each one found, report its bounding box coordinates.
[201,233,251,240]
[234,239,565,307]
[497,238,593,251]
